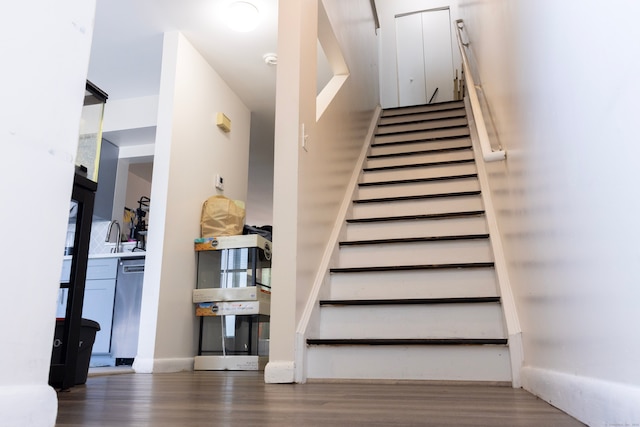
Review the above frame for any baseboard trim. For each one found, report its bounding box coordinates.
[133,357,194,373]
[0,384,57,427]
[306,378,511,387]
[265,360,295,384]
[521,366,640,426]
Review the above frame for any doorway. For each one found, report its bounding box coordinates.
[395,7,455,107]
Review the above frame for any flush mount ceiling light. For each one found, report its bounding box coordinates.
[226,1,260,33]
[263,53,278,66]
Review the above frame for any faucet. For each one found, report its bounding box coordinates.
[106,220,121,253]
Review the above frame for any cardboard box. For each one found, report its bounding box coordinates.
[192,287,271,303]
[195,300,270,317]
[194,234,271,252]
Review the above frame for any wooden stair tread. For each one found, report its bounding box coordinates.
[367,145,471,159]
[346,211,485,223]
[330,262,495,273]
[377,120,468,135]
[372,134,471,148]
[381,101,465,117]
[363,158,475,172]
[340,234,489,246]
[353,190,481,204]
[307,338,508,346]
[375,124,469,138]
[319,297,500,306]
[359,173,478,187]
[378,114,467,129]
[381,106,465,117]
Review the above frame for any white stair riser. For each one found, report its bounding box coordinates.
[360,163,477,183]
[374,127,469,145]
[370,138,471,156]
[351,195,484,218]
[345,216,488,241]
[318,303,506,339]
[377,117,468,134]
[336,240,493,268]
[305,345,512,381]
[329,268,498,300]
[381,102,465,118]
[379,109,466,125]
[357,178,479,200]
[365,150,473,169]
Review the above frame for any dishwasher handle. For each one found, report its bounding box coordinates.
[120,263,145,273]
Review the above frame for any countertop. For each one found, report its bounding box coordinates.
[63,251,146,261]
[89,251,146,259]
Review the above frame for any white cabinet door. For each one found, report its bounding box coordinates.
[83,279,116,354]
[56,288,68,318]
[57,258,117,354]
[396,12,426,106]
[396,8,455,106]
[422,9,454,103]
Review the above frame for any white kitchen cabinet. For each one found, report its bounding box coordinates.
[84,278,116,353]
[59,258,118,354]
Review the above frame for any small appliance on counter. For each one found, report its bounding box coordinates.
[126,196,149,251]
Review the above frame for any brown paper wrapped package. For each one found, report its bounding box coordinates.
[200,195,246,237]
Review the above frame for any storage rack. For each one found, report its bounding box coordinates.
[193,235,272,370]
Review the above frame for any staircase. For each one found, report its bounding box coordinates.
[305,100,512,383]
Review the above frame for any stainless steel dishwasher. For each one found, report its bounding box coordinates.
[110,258,145,365]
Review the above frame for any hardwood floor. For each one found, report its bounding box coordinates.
[55,371,585,426]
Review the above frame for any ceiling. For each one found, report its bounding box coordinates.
[88,0,279,148]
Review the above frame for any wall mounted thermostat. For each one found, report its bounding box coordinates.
[215,174,224,191]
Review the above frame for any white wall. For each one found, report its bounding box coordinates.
[103,96,159,133]
[134,31,251,373]
[266,0,379,383]
[125,171,152,212]
[245,114,275,226]
[377,0,461,108]
[457,0,640,424]
[0,1,96,425]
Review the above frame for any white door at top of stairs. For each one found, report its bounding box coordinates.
[395,8,455,107]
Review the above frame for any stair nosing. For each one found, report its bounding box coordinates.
[339,234,489,247]
[378,112,468,127]
[367,145,471,160]
[319,296,500,306]
[371,134,471,148]
[363,158,475,173]
[381,101,465,115]
[329,262,495,273]
[359,173,478,187]
[306,338,508,346]
[375,124,469,138]
[346,211,485,223]
[378,113,467,128]
[353,190,480,204]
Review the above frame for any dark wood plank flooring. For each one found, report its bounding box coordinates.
[55,371,585,426]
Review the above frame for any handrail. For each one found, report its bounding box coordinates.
[428,87,439,104]
[454,19,505,162]
[369,0,380,30]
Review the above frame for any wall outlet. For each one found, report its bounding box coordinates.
[215,174,224,190]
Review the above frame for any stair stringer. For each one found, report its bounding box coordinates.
[464,97,523,388]
[294,105,382,384]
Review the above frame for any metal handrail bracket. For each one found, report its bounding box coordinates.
[455,19,505,162]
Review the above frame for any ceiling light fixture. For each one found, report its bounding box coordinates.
[263,53,278,66]
[226,1,260,33]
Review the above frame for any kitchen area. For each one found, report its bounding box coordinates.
[51,82,156,387]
